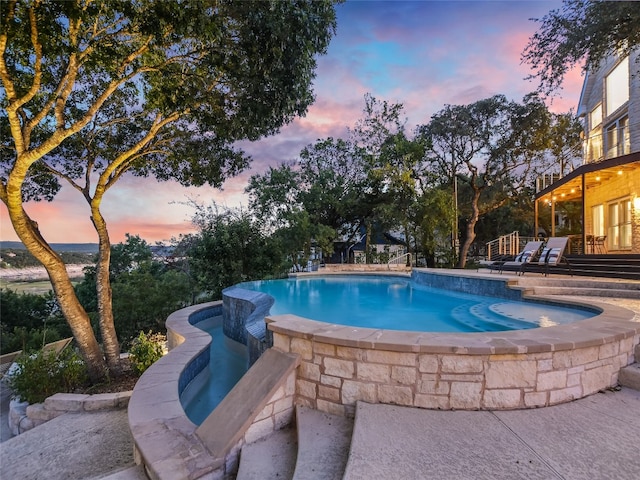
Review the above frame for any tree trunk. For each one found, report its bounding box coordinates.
[403,222,411,266]
[365,220,372,264]
[456,187,481,269]
[4,202,108,382]
[91,206,122,375]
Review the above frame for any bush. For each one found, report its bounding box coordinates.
[7,347,88,404]
[129,331,165,375]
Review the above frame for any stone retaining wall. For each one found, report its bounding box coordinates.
[270,325,637,415]
[8,391,131,436]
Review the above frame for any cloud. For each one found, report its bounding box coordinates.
[3,0,584,245]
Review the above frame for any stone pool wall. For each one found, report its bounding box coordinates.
[129,272,640,479]
[222,286,274,365]
[267,270,640,414]
[269,316,638,413]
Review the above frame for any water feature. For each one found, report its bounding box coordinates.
[180,315,248,425]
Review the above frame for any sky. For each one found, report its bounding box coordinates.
[0,0,584,245]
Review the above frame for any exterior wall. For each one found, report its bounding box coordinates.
[581,49,640,160]
[630,50,640,154]
[583,168,640,253]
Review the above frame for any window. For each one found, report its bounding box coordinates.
[592,204,604,236]
[605,115,629,159]
[587,126,602,162]
[607,198,632,250]
[605,57,629,116]
[589,104,602,129]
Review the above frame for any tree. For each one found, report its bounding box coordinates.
[247,136,368,264]
[0,0,338,381]
[187,204,285,299]
[0,288,70,354]
[522,0,640,94]
[74,234,193,346]
[418,95,557,268]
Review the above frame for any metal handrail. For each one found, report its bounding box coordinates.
[485,231,519,260]
[387,252,411,269]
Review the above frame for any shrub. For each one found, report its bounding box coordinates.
[7,347,88,404]
[129,331,165,375]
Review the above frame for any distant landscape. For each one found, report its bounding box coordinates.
[0,243,96,284]
[0,241,99,253]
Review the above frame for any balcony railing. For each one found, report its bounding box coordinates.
[584,124,630,164]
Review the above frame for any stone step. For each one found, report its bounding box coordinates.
[89,465,147,480]
[515,276,640,289]
[619,363,640,391]
[292,405,353,480]
[531,286,640,299]
[236,426,297,480]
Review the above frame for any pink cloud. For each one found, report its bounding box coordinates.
[4,1,587,246]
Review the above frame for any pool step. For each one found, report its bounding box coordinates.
[450,303,537,333]
[514,277,640,299]
[529,286,640,299]
[618,344,640,391]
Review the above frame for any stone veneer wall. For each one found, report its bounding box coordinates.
[266,271,640,416]
[272,329,637,415]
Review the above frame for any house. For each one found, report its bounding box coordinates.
[329,225,406,264]
[534,47,640,255]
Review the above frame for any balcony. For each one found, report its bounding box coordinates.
[584,122,630,164]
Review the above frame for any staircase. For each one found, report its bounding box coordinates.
[564,254,640,280]
[236,405,353,480]
[514,276,640,299]
[619,343,640,391]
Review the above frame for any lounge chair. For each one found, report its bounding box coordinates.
[42,337,74,355]
[523,237,572,277]
[487,240,543,275]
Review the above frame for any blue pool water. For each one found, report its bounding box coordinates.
[181,316,248,425]
[240,275,595,332]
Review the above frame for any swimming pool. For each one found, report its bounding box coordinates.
[241,275,595,332]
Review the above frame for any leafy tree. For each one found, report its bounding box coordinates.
[0,0,338,381]
[522,0,640,94]
[0,289,70,354]
[75,234,193,347]
[411,185,455,267]
[418,95,560,268]
[246,140,360,265]
[187,204,285,299]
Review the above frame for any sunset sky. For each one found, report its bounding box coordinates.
[0,0,584,245]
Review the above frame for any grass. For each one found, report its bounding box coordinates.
[0,279,79,295]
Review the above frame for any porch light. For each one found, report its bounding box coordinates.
[618,170,623,175]
[595,176,601,181]
[570,189,575,193]
[634,197,640,210]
